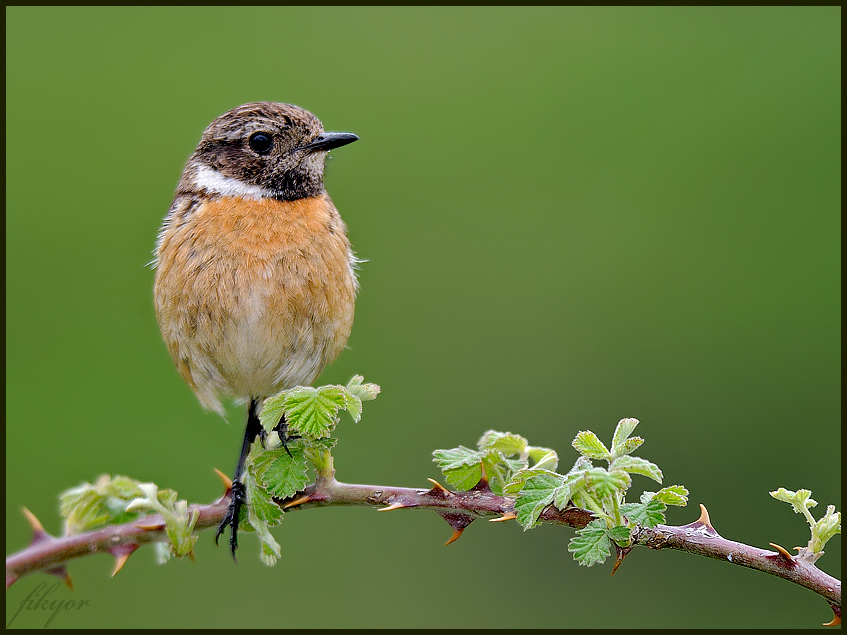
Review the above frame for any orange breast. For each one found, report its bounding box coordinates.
[154,194,357,414]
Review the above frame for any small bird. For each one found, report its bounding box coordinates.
[153,102,359,556]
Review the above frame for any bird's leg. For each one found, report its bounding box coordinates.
[216,398,263,559]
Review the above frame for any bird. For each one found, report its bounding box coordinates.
[152,102,359,557]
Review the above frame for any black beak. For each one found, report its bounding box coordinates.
[301,132,359,153]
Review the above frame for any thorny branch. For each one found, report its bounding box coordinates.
[5,477,841,626]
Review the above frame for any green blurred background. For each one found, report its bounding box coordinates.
[6,6,840,628]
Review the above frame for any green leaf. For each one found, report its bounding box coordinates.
[153,542,172,565]
[770,487,817,513]
[527,447,559,471]
[257,531,283,566]
[620,499,667,528]
[345,375,381,401]
[302,437,337,475]
[513,471,564,530]
[572,430,611,461]
[812,505,841,552]
[244,441,284,527]
[611,418,640,457]
[569,519,612,566]
[478,430,528,457]
[545,456,595,510]
[244,470,283,566]
[610,456,663,483]
[253,443,311,500]
[616,436,644,456]
[481,452,524,496]
[568,455,595,473]
[444,464,484,491]
[433,446,484,470]
[552,470,591,510]
[504,468,546,496]
[606,524,633,547]
[650,485,689,506]
[583,467,631,499]
[258,392,285,434]
[242,458,284,566]
[277,386,350,438]
[343,392,363,423]
[433,446,485,490]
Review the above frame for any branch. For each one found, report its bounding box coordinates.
[5,478,841,625]
[4,476,590,587]
[633,504,841,625]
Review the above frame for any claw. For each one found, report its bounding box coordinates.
[216,481,245,561]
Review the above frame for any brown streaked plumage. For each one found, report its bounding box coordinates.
[153,102,359,556]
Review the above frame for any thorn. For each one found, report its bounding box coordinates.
[611,545,633,576]
[768,542,794,563]
[681,503,720,536]
[282,494,311,510]
[426,478,453,495]
[111,553,132,578]
[133,520,166,531]
[823,607,841,627]
[22,506,46,534]
[109,544,139,577]
[471,463,491,493]
[437,511,475,545]
[489,512,517,523]
[22,507,56,546]
[378,502,406,512]
[444,529,464,546]
[188,550,196,563]
[47,566,74,591]
[6,574,18,590]
[213,467,233,493]
[696,503,713,529]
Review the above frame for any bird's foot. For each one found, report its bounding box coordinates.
[215,480,246,559]
[272,420,300,457]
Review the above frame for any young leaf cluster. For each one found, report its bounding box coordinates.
[433,419,688,567]
[125,482,198,559]
[243,376,380,565]
[60,474,178,536]
[770,487,841,557]
[59,475,196,561]
[432,430,559,495]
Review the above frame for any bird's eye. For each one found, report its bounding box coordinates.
[248,132,273,154]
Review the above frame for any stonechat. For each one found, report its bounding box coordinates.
[153,102,359,556]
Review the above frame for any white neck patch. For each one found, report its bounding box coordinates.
[193,164,275,200]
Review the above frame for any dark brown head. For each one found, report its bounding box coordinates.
[180,102,358,201]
